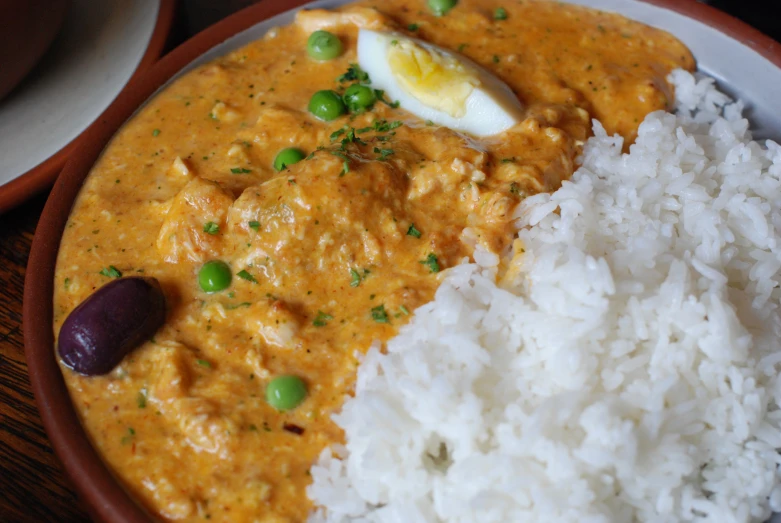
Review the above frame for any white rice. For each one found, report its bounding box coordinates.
[307,69,781,523]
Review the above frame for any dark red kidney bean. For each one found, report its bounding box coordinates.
[57,277,166,376]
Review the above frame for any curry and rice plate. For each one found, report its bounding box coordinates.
[52,0,781,521]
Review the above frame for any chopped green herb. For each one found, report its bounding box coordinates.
[137,390,147,409]
[371,304,390,323]
[121,427,135,445]
[376,119,403,133]
[492,55,500,64]
[248,220,260,231]
[197,359,212,368]
[313,310,334,327]
[330,128,346,141]
[457,43,468,52]
[350,268,362,287]
[99,266,122,278]
[330,150,350,175]
[249,424,258,431]
[152,128,161,137]
[237,270,257,283]
[494,7,508,20]
[337,63,370,83]
[408,23,419,31]
[407,224,422,238]
[231,167,252,174]
[374,147,394,160]
[420,253,440,273]
[509,182,522,196]
[375,89,400,108]
[399,305,410,316]
[64,278,71,290]
[225,302,252,310]
[203,221,219,235]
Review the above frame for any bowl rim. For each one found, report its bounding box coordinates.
[0,0,178,215]
[22,0,781,521]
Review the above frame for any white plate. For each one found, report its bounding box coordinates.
[0,0,171,211]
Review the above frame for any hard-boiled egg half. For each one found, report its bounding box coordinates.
[357,29,524,137]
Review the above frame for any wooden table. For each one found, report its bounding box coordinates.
[1,1,778,522]
[0,191,90,522]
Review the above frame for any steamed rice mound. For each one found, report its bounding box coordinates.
[308,69,781,522]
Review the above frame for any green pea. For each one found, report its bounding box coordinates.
[266,375,307,411]
[427,0,457,16]
[274,147,306,171]
[307,30,343,61]
[308,90,347,121]
[342,84,376,113]
[198,260,232,293]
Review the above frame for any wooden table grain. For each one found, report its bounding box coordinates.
[0,191,91,522]
[1,1,777,522]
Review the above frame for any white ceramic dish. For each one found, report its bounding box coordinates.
[0,0,175,213]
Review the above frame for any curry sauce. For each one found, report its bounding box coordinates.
[53,1,694,521]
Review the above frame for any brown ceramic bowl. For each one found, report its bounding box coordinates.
[0,0,70,101]
[23,0,781,521]
[0,0,177,215]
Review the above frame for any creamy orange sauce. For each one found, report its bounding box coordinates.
[53,1,693,521]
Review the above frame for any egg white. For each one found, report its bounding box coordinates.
[357,29,524,137]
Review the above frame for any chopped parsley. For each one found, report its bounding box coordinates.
[494,7,508,20]
[374,89,400,108]
[313,310,334,327]
[330,150,350,175]
[197,359,212,368]
[333,125,366,147]
[350,268,362,287]
[457,43,468,52]
[358,119,403,134]
[420,253,440,273]
[137,390,147,409]
[350,268,370,287]
[120,427,135,445]
[237,270,257,283]
[374,147,394,160]
[225,302,252,310]
[509,182,522,196]
[399,305,410,316]
[230,167,252,174]
[203,221,219,235]
[371,304,390,323]
[407,23,419,31]
[99,265,122,278]
[152,128,161,137]
[500,157,516,163]
[407,223,422,238]
[493,55,500,64]
[337,63,370,84]
[64,278,71,290]
[248,220,260,231]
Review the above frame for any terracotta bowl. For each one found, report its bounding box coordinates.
[23,0,781,521]
[0,0,70,101]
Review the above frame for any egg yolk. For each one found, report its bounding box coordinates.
[387,39,479,118]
